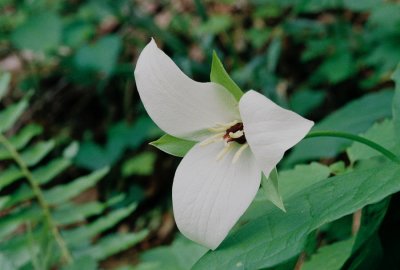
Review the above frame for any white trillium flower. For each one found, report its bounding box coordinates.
[134,39,314,250]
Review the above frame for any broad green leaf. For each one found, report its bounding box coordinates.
[193,162,400,269]
[0,253,16,270]
[62,256,97,270]
[0,73,11,101]
[76,231,148,260]
[0,99,28,133]
[0,197,9,211]
[11,12,62,52]
[150,134,196,157]
[63,203,137,245]
[302,238,355,270]
[344,234,384,270]
[392,65,400,139]
[21,140,55,166]
[285,90,394,166]
[279,162,331,198]
[261,168,285,212]
[122,152,157,176]
[347,119,397,163]
[44,167,109,205]
[74,35,121,76]
[241,162,330,222]
[351,198,390,252]
[290,89,325,116]
[343,0,382,11]
[210,52,243,101]
[137,235,208,270]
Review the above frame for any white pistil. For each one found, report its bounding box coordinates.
[232,143,249,164]
[229,130,244,139]
[216,142,233,161]
[199,132,225,146]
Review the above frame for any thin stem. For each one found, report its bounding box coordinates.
[0,133,73,264]
[305,130,400,164]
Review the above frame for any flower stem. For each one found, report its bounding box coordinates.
[305,130,400,164]
[0,133,73,264]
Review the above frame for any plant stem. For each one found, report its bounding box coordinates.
[0,133,73,264]
[305,130,400,164]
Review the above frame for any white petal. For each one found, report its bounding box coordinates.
[172,142,261,250]
[134,39,240,141]
[239,90,314,177]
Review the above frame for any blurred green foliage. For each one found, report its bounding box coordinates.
[1,0,400,269]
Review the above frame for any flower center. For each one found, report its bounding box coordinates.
[223,122,246,145]
[200,120,249,164]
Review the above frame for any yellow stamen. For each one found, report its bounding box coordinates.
[232,143,249,164]
[199,132,225,146]
[216,143,233,161]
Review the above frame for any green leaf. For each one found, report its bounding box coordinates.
[64,203,137,245]
[0,73,11,101]
[266,37,282,73]
[392,65,400,139]
[53,200,112,226]
[242,162,330,222]
[3,158,72,208]
[285,90,394,166]
[347,119,397,163]
[279,162,331,198]
[150,134,196,157]
[54,203,103,226]
[290,89,325,116]
[11,12,62,52]
[196,15,233,35]
[62,256,97,270]
[343,0,382,11]
[10,124,42,149]
[33,158,71,185]
[302,238,355,270]
[122,152,157,176]
[193,162,400,269]
[44,167,109,205]
[261,168,285,212]
[0,253,16,270]
[137,235,208,270]
[74,35,122,76]
[21,140,55,166]
[0,99,28,133]
[210,52,243,101]
[0,124,43,160]
[0,166,23,191]
[0,206,41,239]
[77,231,148,260]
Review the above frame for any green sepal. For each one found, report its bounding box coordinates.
[210,51,243,101]
[261,168,286,212]
[150,134,196,157]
